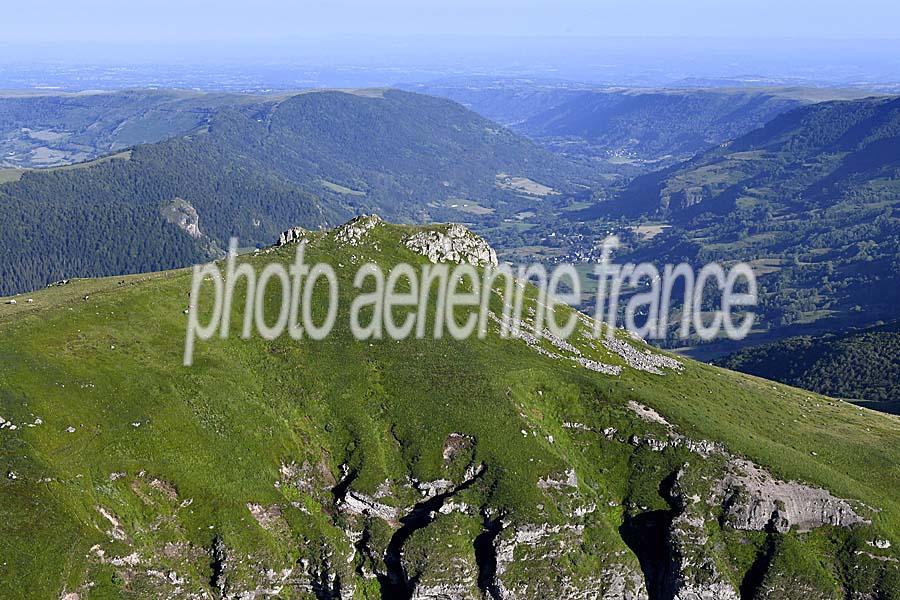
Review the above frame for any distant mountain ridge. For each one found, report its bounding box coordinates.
[516,89,803,159]
[0,89,272,168]
[402,81,882,163]
[0,89,597,295]
[568,96,900,352]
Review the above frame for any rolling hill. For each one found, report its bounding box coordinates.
[0,89,597,296]
[0,219,898,599]
[515,89,804,160]
[717,321,900,404]
[0,89,272,168]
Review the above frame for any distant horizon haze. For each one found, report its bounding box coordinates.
[3,0,900,91]
[3,0,899,43]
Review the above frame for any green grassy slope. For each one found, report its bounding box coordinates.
[1,222,898,599]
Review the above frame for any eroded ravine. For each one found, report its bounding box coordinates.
[473,516,504,600]
[378,472,485,600]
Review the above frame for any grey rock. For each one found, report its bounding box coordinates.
[277,226,307,246]
[403,223,498,267]
[160,198,203,240]
[338,490,400,522]
[333,214,382,246]
[602,336,682,374]
[717,458,867,532]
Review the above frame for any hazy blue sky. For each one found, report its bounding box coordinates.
[2,0,898,43]
[3,0,899,89]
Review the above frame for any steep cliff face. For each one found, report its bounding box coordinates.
[186,413,879,600]
[2,218,898,600]
[717,458,867,533]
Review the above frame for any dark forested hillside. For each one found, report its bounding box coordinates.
[232,89,595,219]
[575,97,900,348]
[0,89,597,295]
[717,321,900,402]
[611,96,900,218]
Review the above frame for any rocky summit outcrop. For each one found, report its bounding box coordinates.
[278,215,383,249]
[277,217,498,268]
[403,223,498,267]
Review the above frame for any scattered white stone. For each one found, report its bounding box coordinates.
[333,215,382,246]
[66,426,76,433]
[109,552,141,567]
[562,422,585,430]
[603,336,682,374]
[538,469,579,490]
[627,400,672,428]
[97,506,128,541]
[574,356,622,376]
